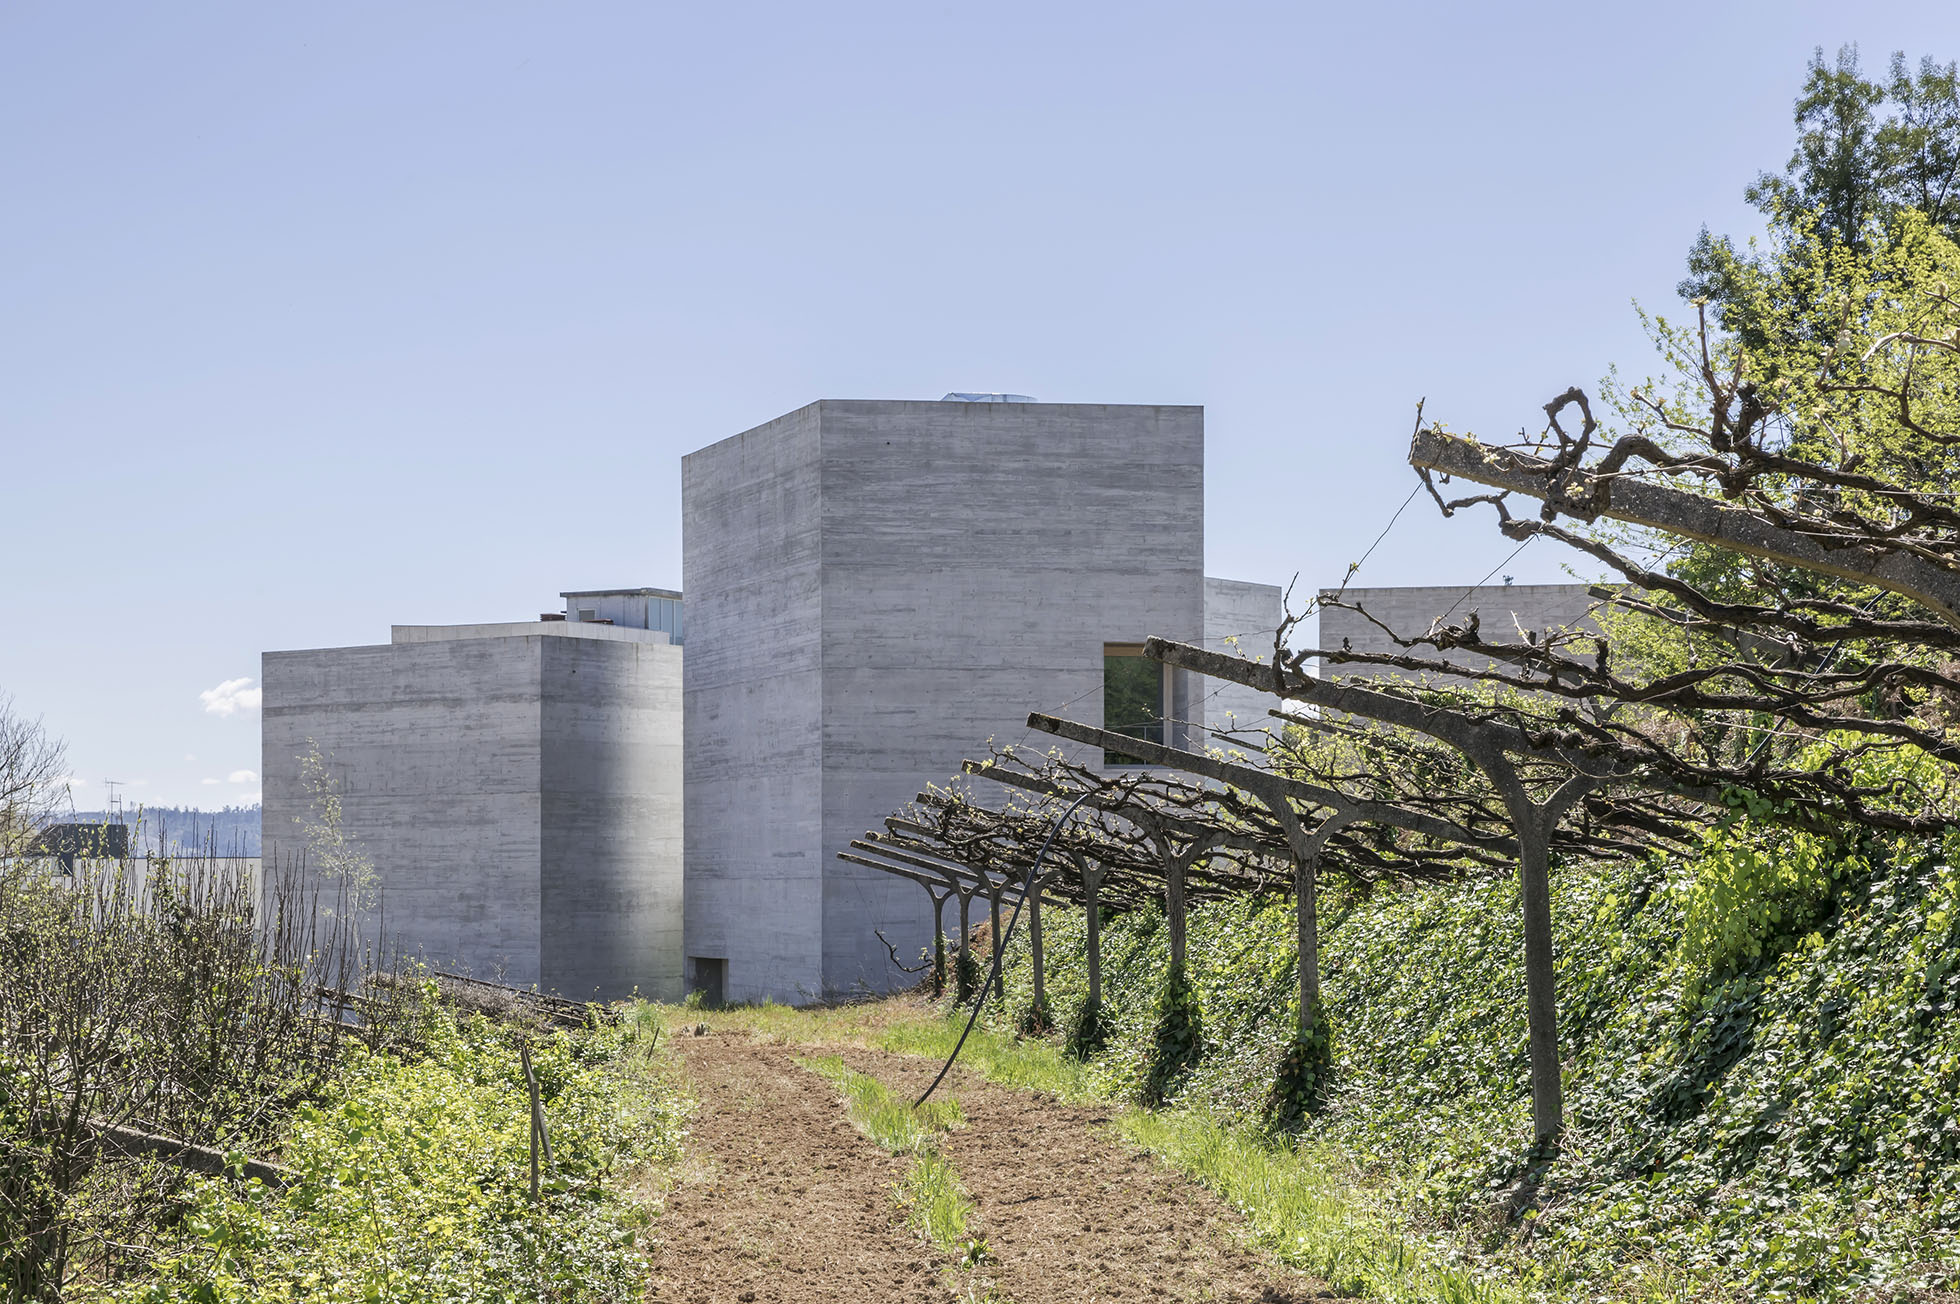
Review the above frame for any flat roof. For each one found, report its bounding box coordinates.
[560,587,682,599]
[391,622,673,646]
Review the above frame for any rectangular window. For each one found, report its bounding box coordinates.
[1103,643,1165,766]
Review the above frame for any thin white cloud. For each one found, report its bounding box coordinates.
[184,753,196,762]
[236,791,262,805]
[228,769,258,785]
[200,677,261,717]
[202,777,219,786]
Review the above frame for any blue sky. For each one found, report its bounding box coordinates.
[6,3,1959,809]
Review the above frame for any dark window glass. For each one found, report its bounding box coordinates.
[1104,646,1164,766]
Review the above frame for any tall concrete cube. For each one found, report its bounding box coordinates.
[262,623,683,1000]
[684,400,1206,1003]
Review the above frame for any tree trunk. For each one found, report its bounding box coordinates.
[957,891,972,998]
[1518,818,1562,1146]
[1166,856,1187,970]
[989,887,1005,1001]
[1296,854,1319,1035]
[931,892,947,998]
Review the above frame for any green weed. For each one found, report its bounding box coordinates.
[98,1006,689,1303]
[799,1054,964,1151]
[902,1150,977,1249]
[1117,1109,1518,1304]
[874,1022,1095,1101]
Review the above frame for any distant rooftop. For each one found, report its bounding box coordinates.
[394,622,672,646]
[561,587,682,600]
[941,392,1036,403]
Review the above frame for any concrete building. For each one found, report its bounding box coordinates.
[1202,576,1288,750]
[560,587,684,643]
[261,395,1286,1007]
[681,399,1280,1004]
[1316,583,1599,682]
[262,618,683,1000]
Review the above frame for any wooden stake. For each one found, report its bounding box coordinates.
[521,1043,550,1202]
[989,883,1005,1001]
[1028,887,1046,1017]
[1082,861,1103,1013]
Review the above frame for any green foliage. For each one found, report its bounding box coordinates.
[1062,992,1109,1060]
[987,837,1960,1299]
[1140,961,1204,1107]
[1592,209,1960,829]
[1263,1001,1333,1134]
[98,1005,685,1304]
[1674,807,1861,992]
[0,856,406,1299]
[1683,44,1960,318]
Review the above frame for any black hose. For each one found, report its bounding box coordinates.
[913,787,1098,1106]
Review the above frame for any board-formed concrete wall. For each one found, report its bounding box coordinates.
[1315,583,1598,683]
[1199,576,1286,756]
[684,399,1206,1003]
[539,635,684,1001]
[262,623,682,999]
[681,404,826,1002]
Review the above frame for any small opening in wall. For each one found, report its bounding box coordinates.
[687,956,726,1007]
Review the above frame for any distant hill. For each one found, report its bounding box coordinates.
[66,805,261,857]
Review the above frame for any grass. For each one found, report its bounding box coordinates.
[1118,1110,1521,1304]
[901,1149,977,1248]
[875,1016,1096,1101]
[797,1053,978,1254]
[800,1053,966,1151]
[684,996,906,1046]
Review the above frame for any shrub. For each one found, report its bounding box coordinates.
[99,1006,683,1304]
[0,855,408,1298]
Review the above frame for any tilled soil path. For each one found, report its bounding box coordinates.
[647,1028,1335,1304]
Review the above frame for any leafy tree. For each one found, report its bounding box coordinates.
[1682,45,1960,327]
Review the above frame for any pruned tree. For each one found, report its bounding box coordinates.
[0,700,67,862]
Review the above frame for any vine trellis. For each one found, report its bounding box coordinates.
[840,285,1960,1146]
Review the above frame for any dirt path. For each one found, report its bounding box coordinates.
[648,1027,1334,1304]
[645,1031,953,1304]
